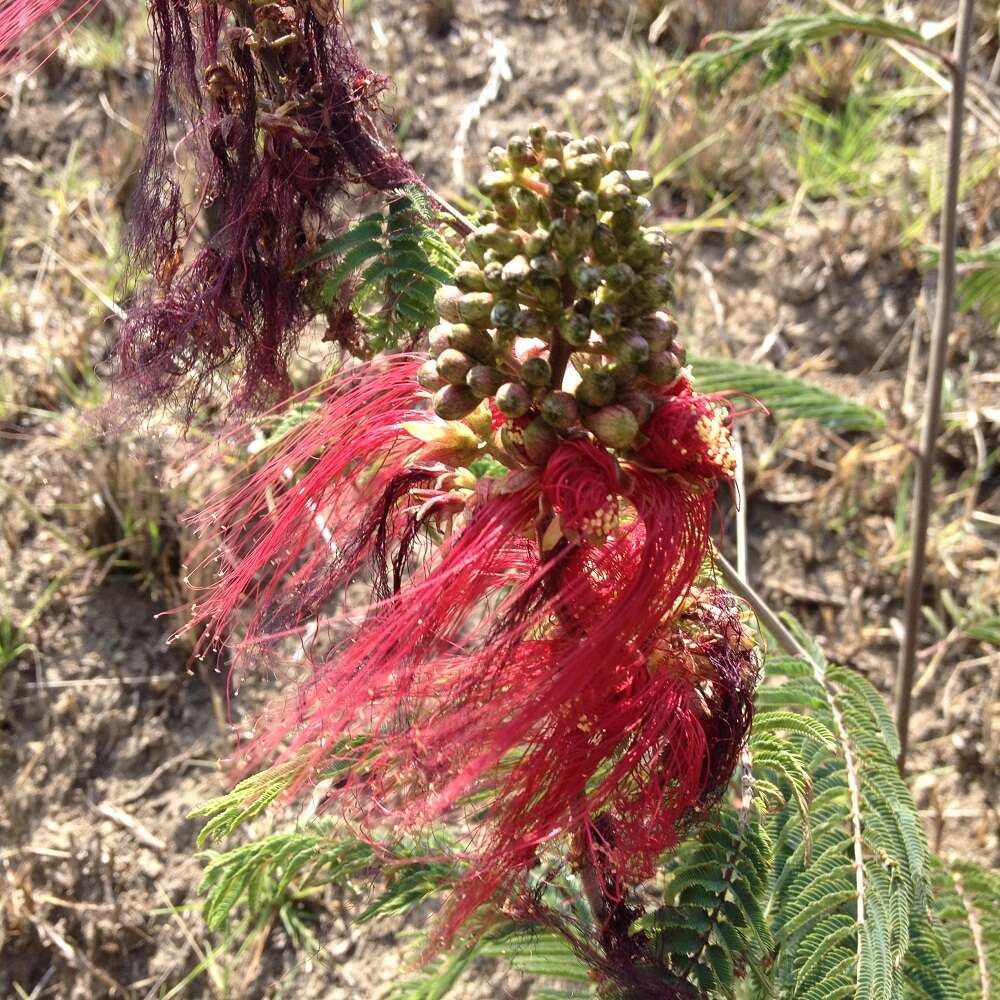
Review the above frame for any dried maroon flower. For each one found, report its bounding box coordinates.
[117,0,416,414]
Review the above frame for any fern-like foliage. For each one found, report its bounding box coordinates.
[190,749,317,846]
[642,781,775,997]
[387,924,595,1000]
[684,13,929,89]
[924,244,1000,328]
[691,354,886,431]
[904,858,1000,1000]
[752,623,942,1000]
[189,628,972,1000]
[301,187,459,353]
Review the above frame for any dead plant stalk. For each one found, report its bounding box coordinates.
[895,0,976,770]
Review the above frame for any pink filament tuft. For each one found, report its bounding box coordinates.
[0,0,98,77]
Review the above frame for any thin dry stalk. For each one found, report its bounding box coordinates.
[895,0,976,770]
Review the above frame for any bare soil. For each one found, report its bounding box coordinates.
[1,2,996,997]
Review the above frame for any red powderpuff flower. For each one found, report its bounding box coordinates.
[541,438,623,543]
[183,360,747,945]
[176,355,446,659]
[639,389,737,482]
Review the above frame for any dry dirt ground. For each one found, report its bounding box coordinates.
[1,1,997,998]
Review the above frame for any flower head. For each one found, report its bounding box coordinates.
[541,439,622,543]
[639,390,736,481]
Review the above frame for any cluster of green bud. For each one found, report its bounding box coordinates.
[421,127,686,458]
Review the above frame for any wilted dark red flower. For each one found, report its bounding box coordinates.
[639,389,736,481]
[116,0,416,415]
[541,438,622,543]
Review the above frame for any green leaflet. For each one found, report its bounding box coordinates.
[690,354,886,431]
[924,243,1000,328]
[683,13,928,90]
[301,188,459,354]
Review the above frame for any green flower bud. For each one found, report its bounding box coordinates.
[529,122,547,150]
[501,255,531,286]
[625,169,652,194]
[513,188,541,227]
[635,310,678,351]
[520,356,552,387]
[464,232,488,264]
[608,141,632,170]
[524,227,551,258]
[564,153,602,183]
[582,135,605,156]
[417,359,446,391]
[507,134,531,165]
[548,218,576,257]
[528,278,563,311]
[584,404,638,449]
[598,182,632,212]
[457,291,496,326]
[447,323,494,363]
[522,416,559,464]
[560,311,592,347]
[575,369,617,407]
[476,223,523,259]
[466,364,506,398]
[490,299,521,329]
[623,232,663,269]
[645,271,674,306]
[541,390,579,429]
[455,261,487,292]
[529,254,562,280]
[570,262,602,292]
[604,262,636,292]
[619,389,655,427]
[487,145,509,169]
[563,139,588,159]
[590,301,619,334]
[436,348,475,385]
[433,384,480,420]
[428,322,453,357]
[631,274,672,311]
[514,309,548,338]
[607,359,639,385]
[434,285,463,322]
[541,157,564,184]
[575,189,599,215]
[612,208,642,245]
[591,223,618,264]
[542,131,563,157]
[571,213,596,246]
[493,194,519,227]
[642,350,682,386]
[478,170,514,197]
[551,181,580,205]
[617,334,650,366]
[482,260,505,292]
[496,381,532,418]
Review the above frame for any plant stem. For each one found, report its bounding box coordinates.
[715,551,812,662]
[895,0,975,772]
